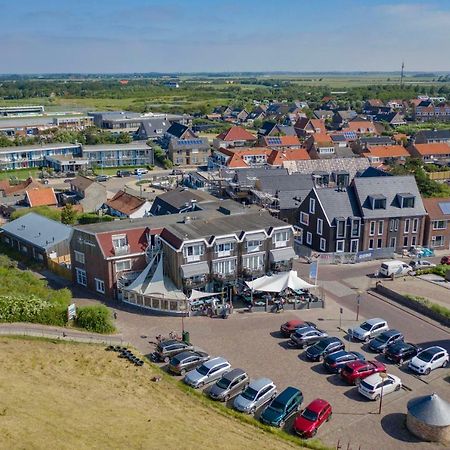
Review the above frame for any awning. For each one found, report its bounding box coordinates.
[188,290,221,301]
[245,232,266,241]
[181,261,209,278]
[214,237,236,245]
[246,270,316,293]
[270,247,296,262]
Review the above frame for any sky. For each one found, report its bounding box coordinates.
[1,0,449,74]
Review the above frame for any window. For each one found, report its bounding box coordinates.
[404,219,410,233]
[432,220,447,230]
[320,238,326,251]
[273,230,290,248]
[213,258,236,274]
[183,244,205,262]
[74,250,85,264]
[368,238,374,250]
[300,212,309,226]
[389,219,395,232]
[401,196,415,208]
[306,232,312,245]
[431,235,445,247]
[115,259,132,272]
[412,218,419,233]
[336,240,345,252]
[76,268,87,286]
[112,234,127,249]
[309,198,316,214]
[243,254,263,270]
[350,239,358,253]
[389,237,396,249]
[377,238,383,249]
[351,219,360,237]
[411,236,417,246]
[403,236,408,247]
[246,240,262,253]
[336,220,345,238]
[377,221,384,235]
[369,221,376,236]
[317,218,323,236]
[95,278,105,294]
[215,242,234,256]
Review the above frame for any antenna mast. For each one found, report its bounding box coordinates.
[400,61,405,87]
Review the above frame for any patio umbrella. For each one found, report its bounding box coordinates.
[245,270,315,293]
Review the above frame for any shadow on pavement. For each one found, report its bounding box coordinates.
[278,340,294,350]
[310,363,328,375]
[326,374,348,386]
[269,331,285,339]
[343,388,370,403]
[380,413,421,443]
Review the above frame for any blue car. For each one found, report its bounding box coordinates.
[323,350,366,373]
[260,386,303,427]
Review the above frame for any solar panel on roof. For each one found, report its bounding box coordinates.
[438,202,450,215]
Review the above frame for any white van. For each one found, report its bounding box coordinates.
[379,260,411,277]
[134,168,148,176]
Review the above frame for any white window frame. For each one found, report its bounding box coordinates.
[377,238,383,249]
[369,221,376,236]
[183,243,205,262]
[309,198,316,214]
[115,259,132,272]
[336,220,346,238]
[377,221,384,236]
[76,268,87,286]
[246,240,262,253]
[336,240,345,253]
[112,234,127,249]
[243,254,264,270]
[351,219,360,238]
[350,239,359,253]
[74,250,85,264]
[306,232,312,245]
[317,218,323,236]
[273,230,290,248]
[432,220,447,230]
[389,237,396,249]
[404,219,410,233]
[368,238,374,250]
[319,237,326,251]
[214,242,234,257]
[95,278,105,294]
[213,258,236,275]
[411,235,417,246]
[412,218,419,233]
[300,212,309,226]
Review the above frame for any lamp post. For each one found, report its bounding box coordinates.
[378,372,388,414]
[356,289,362,321]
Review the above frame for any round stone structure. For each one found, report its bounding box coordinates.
[406,393,450,443]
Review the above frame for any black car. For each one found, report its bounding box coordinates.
[385,342,422,365]
[168,350,210,375]
[305,337,345,362]
[155,339,194,363]
[289,327,328,349]
[116,170,132,177]
[323,350,366,373]
[368,329,404,353]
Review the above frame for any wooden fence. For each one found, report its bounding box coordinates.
[428,171,450,181]
[48,257,72,280]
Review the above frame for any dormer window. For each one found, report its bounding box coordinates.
[369,194,386,210]
[397,193,415,208]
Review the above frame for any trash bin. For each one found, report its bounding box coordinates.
[182,331,190,344]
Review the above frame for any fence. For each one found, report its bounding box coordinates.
[427,171,450,181]
[48,258,72,280]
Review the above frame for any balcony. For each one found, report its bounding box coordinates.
[211,272,237,282]
[183,275,208,288]
[113,245,130,256]
[271,261,292,272]
[273,240,288,249]
[242,267,265,279]
[185,254,202,263]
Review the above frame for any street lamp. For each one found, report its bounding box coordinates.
[356,289,362,321]
[378,372,388,414]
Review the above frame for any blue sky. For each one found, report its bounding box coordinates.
[1,0,449,73]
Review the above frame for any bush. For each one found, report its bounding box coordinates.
[77,213,114,224]
[75,306,115,334]
[10,206,61,222]
[416,265,449,278]
[404,294,450,319]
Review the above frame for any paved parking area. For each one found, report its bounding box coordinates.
[113,298,449,450]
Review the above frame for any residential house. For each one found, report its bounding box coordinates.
[89,111,143,130]
[1,212,72,266]
[25,187,58,207]
[258,122,296,137]
[313,110,334,120]
[413,101,450,122]
[69,175,107,212]
[230,108,249,123]
[363,99,385,114]
[414,130,450,145]
[168,138,210,166]
[246,107,267,124]
[294,118,326,138]
[373,112,406,126]
[135,117,172,141]
[0,177,41,198]
[407,143,450,163]
[422,198,450,250]
[342,119,377,135]
[352,136,395,153]
[362,145,410,165]
[105,190,152,219]
[213,126,257,149]
[259,135,302,149]
[332,110,358,128]
[305,134,342,159]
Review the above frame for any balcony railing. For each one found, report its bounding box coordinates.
[183,275,208,288]
[211,272,236,281]
[113,245,130,256]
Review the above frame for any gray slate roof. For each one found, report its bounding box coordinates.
[1,212,72,250]
[353,175,426,219]
[415,129,450,141]
[0,143,81,154]
[360,136,394,146]
[257,173,314,194]
[138,118,171,138]
[407,393,450,426]
[315,187,360,224]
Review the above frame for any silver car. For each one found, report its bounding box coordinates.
[209,368,249,402]
[348,318,388,342]
[233,378,277,414]
[184,357,231,389]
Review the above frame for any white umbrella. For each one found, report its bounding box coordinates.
[246,270,315,293]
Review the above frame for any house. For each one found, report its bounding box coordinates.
[1,212,72,266]
[363,99,385,114]
[164,122,198,142]
[294,118,326,138]
[362,145,410,164]
[25,187,58,207]
[352,136,395,153]
[413,101,450,122]
[89,111,143,130]
[246,106,267,123]
[0,177,41,197]
[149,188,218,216]
[69,175,107,212]
[407,143,450,163]
[332,110,358,127]
[422,198,450,250]
[265,103,301,121]
[168,137,210,166]
[313,110,334,120]
[414,130,450,145]
[260,135,302,149]
[230,108,249,123]
[372,112,406,126]
[258,122,296,137]
[213,126,257,149]
[305,134,337,159]
[135,118,172,140]
[342,119,377,135]
[105,190,152,219]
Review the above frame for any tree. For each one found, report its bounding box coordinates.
[61,204,77,225]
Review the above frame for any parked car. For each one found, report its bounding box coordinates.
[233,378,277,414]
[305,337,345,362]
[171,169,183,175]
[95,175,108,182]
[289,327,328,349]
[168,350,209,376]
[260,387,303,427]
[116,170,132,177]
[323,351,366,373]
[280,319,316,337]
[408,260,436,271]
[155,339,194,363]
[379,260,412,277]
[209,368,249,402]
[368,329,404,353]
[340,360,386,385]
[358,373,402,401]
[441,256,450,265]
[347,318,388,342]
[134,168,148,175]
[408,346,449,375]
[293,398,332,438]
[385,342,422,365]
[184,357,231,388]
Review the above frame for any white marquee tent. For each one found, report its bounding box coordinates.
[245,270,315,293]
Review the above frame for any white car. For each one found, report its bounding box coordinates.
[184,357,231,388]
[358,373,402,400]
[408,346,449,375]
[408,260,436,273]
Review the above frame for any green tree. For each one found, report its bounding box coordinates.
[60,203,77,225]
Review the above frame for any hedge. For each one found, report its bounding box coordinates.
[75,306,115,334]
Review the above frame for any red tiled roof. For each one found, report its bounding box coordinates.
[0,177,41,196]
[216,126,256,142]
[422,197,450,219]
[413,143,450,156]
[26,187,57,207]
[367,99,384,107]
[313,133,333,144]
[263,135,300,147]
[365,145,409,158]
[106,190,147,216]
[267,149,310,165]
[310,119,325,131]
[344,121,377,134]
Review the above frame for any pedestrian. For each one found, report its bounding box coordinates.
[113,311,118,320]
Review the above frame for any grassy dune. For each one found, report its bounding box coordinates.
[0,338,313,450]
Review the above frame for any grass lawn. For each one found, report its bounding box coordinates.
[0,337,319,450]
[0,168,42,180]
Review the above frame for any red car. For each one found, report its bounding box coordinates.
[293,398,332,438]
[340,360,386,385]
[280,319,316,337]
[441,256,450,265]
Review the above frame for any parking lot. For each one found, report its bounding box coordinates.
[113,292,449,450]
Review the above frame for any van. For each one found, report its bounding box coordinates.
[134,168,148,176]
[379,260,411,277]
[116,170,132,177]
